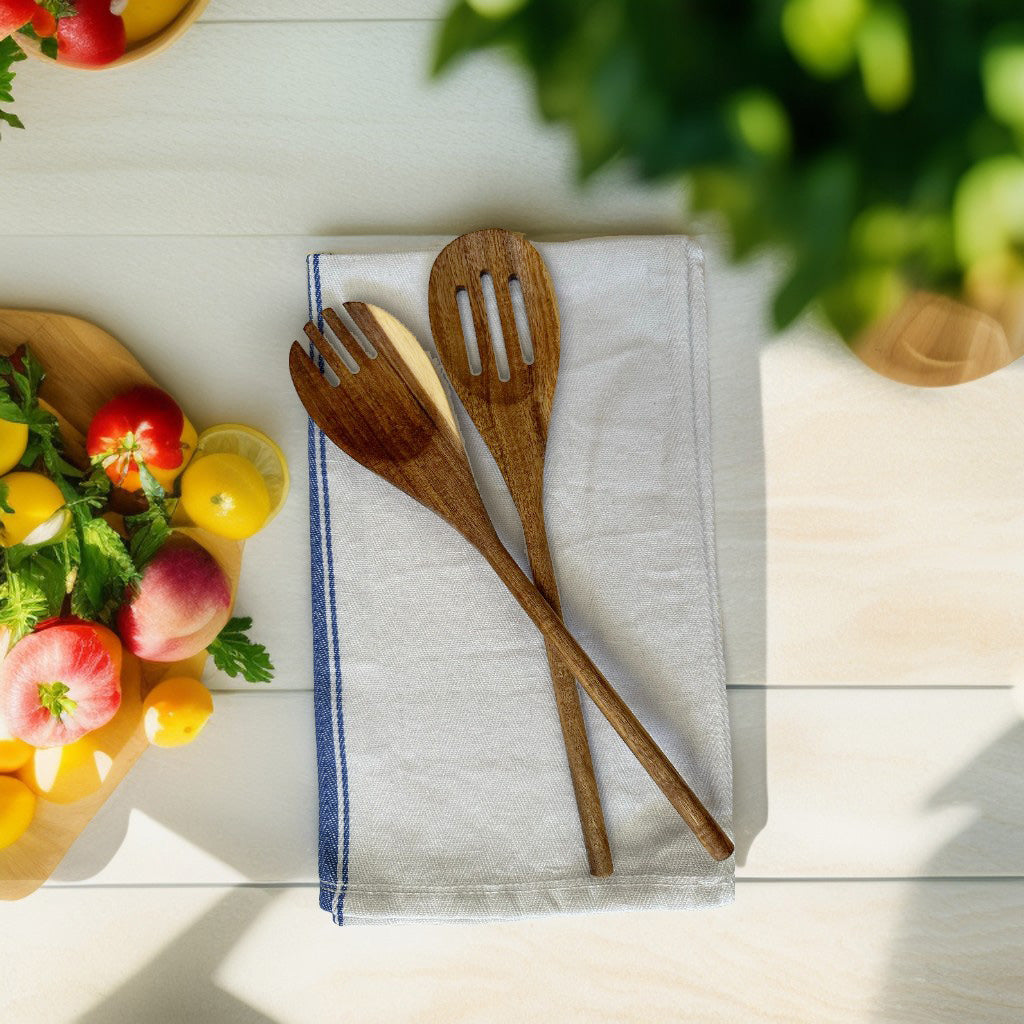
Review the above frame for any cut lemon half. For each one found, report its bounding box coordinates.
[193,424,289,524]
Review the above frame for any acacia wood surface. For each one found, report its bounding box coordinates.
[0,309,241,900]
[428,228,612,877]
[290,301,733,861]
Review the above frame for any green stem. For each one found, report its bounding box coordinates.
[38,681,77,721]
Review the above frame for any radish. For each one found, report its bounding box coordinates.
[0,622,122,748]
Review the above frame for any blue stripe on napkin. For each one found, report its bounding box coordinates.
[306,255,352,924]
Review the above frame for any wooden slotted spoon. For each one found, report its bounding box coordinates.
[289,302,734,862]
[428,228,612,876]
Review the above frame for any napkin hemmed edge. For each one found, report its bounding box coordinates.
[320,873,734,926]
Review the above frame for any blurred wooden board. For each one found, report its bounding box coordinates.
[0,309,241,900]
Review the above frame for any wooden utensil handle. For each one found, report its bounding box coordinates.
[481,539,734,862]
[520,505,613,877]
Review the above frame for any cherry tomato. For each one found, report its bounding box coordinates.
[86,386,197,493]
[31,5,56,37]
[0,0,38,38]
[56,0,126,68]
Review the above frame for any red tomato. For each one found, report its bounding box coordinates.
[86,386,197,493]
[0,622,123,748]
[31,4,56,37]
[0,0,38,38]
[56,0,126,68]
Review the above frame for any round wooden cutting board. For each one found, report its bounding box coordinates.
[0,309,242,900]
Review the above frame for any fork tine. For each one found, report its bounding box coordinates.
[303,319,349,380]
[323,307,372,367]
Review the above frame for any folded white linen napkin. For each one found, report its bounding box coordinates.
[304,235,733,924]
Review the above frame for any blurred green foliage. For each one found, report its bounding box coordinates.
[435,0,1024,338]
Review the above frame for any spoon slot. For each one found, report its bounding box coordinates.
[480,271,512,381]
[455,286,482,375]
[508,276,535,365]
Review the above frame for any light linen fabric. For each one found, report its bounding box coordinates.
[304,236,733,925]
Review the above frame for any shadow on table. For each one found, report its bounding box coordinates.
[75,888,284,1024]
[873,715,1024,1023]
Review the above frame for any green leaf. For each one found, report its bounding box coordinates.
[41,0,78,17]
[37,681,77,721]
[0,552,66,642]
[0,480,12,516]
[70,518,140,624]
[40,36,57,60]
[124,503,172,569]
[208,616,274,684]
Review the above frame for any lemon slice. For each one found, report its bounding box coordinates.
[193,424,289,523]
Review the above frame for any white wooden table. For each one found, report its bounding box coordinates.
[2,4,1023,1021]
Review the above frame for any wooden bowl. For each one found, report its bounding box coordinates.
[850,288,1024,388]
[23,0,209,70]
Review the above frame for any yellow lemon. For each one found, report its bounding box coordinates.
[121,0,190,46]
[180,452,272,540]
[0,775,36,851]
[0,713,32,773]
[0,471,69,548]
[0,419,28,476]
[194,424,289,522]
[142,676,213,748]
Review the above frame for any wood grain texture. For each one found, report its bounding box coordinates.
[4,881,1022,1023]
[291,301,733,860]
[0,310,242,900]
[851,291,1018,387]
[203,0,447,18]
[428,228,612,877]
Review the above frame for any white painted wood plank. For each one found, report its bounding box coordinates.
[204,1,448,19]
[38,688,1024,885]
[4,881,1022,1023]
[4,22,680,237]
[2,235,1019,690]
[704,244,1024,687]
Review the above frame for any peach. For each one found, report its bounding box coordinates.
[118,537,231,663]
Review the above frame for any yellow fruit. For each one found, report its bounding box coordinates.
[0,419,28,476]
[180,453,272,540]
[0,775,36,850]
[0,714,32,773]
[194,424,289,522]
[0,471,69,548]
[143,676,213,748]
[122,0,190,46]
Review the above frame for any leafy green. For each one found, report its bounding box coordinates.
[0,549,68,642]
[434,0,1024,337]
[70,517,140,624]
[124,502,172,569]
[208,617,274,683]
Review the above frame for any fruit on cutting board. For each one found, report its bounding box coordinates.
[0,712,32,772]
[0,471,70,548]
[180,424,289,540]
[0,621,123,747]
[86,385,196,493]
[0,418,28,476]
[143,676,212,747]
[0,775,35,851]
[57,0,127,67]
[121,0,188,45]
[117,535,231,662]
[18,651,140,802]
[0,0,37,38]
[180,454,272,540]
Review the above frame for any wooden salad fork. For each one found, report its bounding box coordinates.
[289,302,734,862]
[428,228,612,876]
